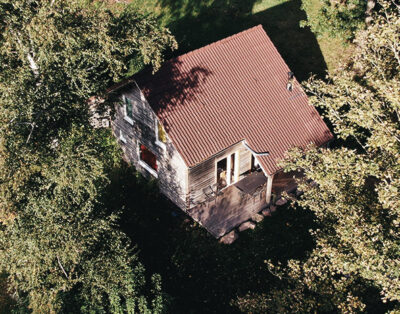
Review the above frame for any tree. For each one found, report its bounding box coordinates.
[300,0,369,40]
[235,1,400,312]
[0,0,176,312]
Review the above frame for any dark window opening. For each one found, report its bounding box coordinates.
[230,153,235,183]
[140,144,157,171]
[251,154,261,172]
[217,158,227,189]
[124,96,133,119]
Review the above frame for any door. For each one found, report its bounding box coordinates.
[217,158,227,189]
[216,152,238,189]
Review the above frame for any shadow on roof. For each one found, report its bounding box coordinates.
[135,59,212,132]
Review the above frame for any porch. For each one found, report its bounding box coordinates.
[187,171,268,238]
[187,170,302,239]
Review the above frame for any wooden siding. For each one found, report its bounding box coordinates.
[272,170,301,196]
[188,142,252,208]
[111,83,188,210]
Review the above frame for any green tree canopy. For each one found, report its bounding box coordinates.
[301,0,368,40]
[0,0,176,312]
[236,1,400,312]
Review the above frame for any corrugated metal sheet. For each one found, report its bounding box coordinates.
[135,25,333,175]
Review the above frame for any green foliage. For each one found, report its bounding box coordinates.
[0,127,166,313]
[237,1,400,312]
[0,0,176,219]
[301,0,367,40]
[0,0,175,312]
[104,162,318,312]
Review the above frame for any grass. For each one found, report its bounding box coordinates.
[298,0,354,73]
[317,35,354,74]
[252,0,291,14]
[127,0,351,80]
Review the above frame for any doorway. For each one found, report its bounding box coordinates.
[217,158,227,189]
[251,154,261,172]
[216,152,239,189]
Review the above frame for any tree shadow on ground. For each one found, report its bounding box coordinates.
[104,164,317,313]
[157,0,327,81]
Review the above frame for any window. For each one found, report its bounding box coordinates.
[229,153,236,184]
[122,95,134,125]
[155,120,167,148]
[139,144,158,177]
[119,129,127,143]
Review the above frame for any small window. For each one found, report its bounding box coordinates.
[119,130,127,143]
[156,121,167,145]
[139,144,158,175]
[123,96,133,119]
[122,95,134,125]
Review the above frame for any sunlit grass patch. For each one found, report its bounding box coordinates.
[252,0,291,14]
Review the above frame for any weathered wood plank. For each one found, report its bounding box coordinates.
[187,142,252,207]
[111,83,188,210]
[112,82,263,231]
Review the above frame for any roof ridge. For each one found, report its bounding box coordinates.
[174,25,264,61]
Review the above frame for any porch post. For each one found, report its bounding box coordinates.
[266,174,274,205]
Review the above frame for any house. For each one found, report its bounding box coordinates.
[110,25,333,238]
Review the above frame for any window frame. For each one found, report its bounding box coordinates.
[215,151,239,190]
[155,120,167,149]
[138,143,158,178]
[119,129,127,144]
[122,95,134,125]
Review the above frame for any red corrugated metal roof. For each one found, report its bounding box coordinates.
[135,25,333,175]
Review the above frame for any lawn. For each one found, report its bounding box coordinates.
[128,0,351,80]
